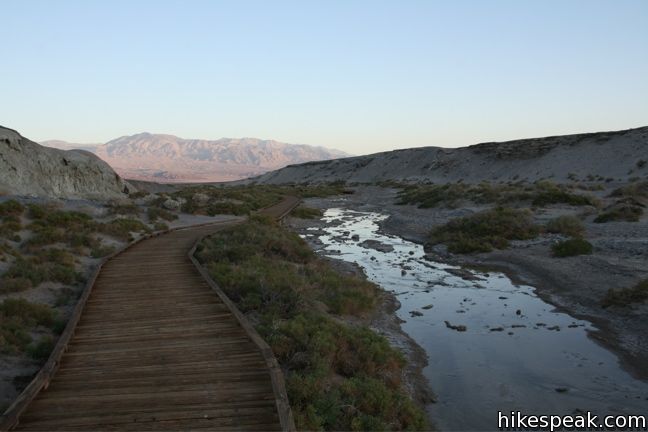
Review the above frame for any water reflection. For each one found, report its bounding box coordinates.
[305,208,648,431]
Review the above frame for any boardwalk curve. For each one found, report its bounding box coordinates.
[2,197,300,431]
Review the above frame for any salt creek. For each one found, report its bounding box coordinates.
[303,208,648,431]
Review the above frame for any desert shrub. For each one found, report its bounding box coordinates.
[0,202,24,239]
[594,205,643,223]
[26,209,98,248]
[54,286,78,306]
[397,183,473,208]
[530,181,598,207]
[0,242,17,260]
[429,207,540,253]
[0,299,57,354]
[0,220,22,239]
[107,200,140,215]
[153,222,169,231]
[147,207,178,222]
[174,183,346,216]
[90,244,116,258]
[0,200,25,218]
[551,238,593,257]
[1,248,81,293]
[397,181,598,209]
[0,277,32,293]
[196,219,425,430]
[98,218,151,241]
[27,203,48,219]
[273,314,424,431]
[291,206,323,219]
[34,248,75,266]
[610,181,648,199]
[129,190,150,199]
[26,335,55,360]
[602,279,648,308]
[546,215,585,237]
[3,257,47,287]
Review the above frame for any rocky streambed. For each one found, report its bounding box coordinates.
[290,207,648,431]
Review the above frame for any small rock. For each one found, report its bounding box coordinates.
[410,310,423,317]
[444,321,467,332]
[422,304,434,310]
[548,325,561,331]
[359,239,394,253]
[490,327,505,332]
[351,234,360,241]
[516,309,522,315]
[498,296,508,300]
[555,387,569,393]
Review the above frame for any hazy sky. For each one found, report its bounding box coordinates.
[2,1,647,155]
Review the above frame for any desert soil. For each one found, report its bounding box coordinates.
[292,186,648,381]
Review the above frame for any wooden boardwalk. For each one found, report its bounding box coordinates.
[2,197,300,431]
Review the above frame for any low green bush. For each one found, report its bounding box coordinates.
[0,299,58,354]
[54,286,78,306]
[128,190,150,199]
[602,279,648,308]
[429,207,540,253]
[26,208,98,249]
[26,335,55,360]
[90,244,116,258]
[98,218,151,241]
[196,219,426,430]
[551,238,593,257]
[291,206,323,219]
[153,222,169,231]
[107,201,140,215]
[546,215,585,237]
[174,183,346,216]
[0,200,25,218]
[1,249,81,293]
[397,181,598,209]
[147,207,178,222]
[610,181,648,200]
[0,277,32,293]
[594,205,643,223]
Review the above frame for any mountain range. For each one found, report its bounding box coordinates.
[42,134,349,183]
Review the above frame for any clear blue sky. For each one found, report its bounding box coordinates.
[1,0,647,154]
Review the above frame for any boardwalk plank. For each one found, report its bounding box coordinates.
[5,198,300,431]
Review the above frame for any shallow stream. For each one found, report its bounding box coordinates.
[305,208,648,431]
